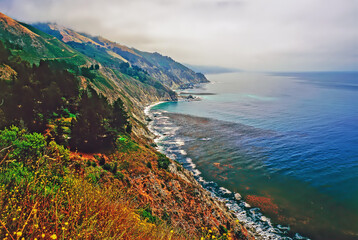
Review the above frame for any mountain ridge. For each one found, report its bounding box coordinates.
[32,22,209,89]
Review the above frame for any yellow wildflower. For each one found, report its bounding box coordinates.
[50,234,57,239]
[16,232,22,237]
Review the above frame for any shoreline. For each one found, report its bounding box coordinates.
[144,101,166,116]
[147,109,358,240]
[143,102,303,240]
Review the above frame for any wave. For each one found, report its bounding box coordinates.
[146,106,310,240]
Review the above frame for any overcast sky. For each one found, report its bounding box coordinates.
[1,0,357,71]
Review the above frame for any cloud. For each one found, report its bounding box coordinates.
[0,0,357,71]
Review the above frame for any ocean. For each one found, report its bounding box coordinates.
[148,72,358,240]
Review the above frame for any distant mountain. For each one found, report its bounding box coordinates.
[184,64,240,74]
[32,23,208,89]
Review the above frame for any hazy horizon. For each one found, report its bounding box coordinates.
[1,0,357,72]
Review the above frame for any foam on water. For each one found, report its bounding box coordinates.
[146,105,310,240]
[146,71,358,239]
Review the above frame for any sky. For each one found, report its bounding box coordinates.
[0,0,357,71]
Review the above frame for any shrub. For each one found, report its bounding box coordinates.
[0,126,46,161]
[102,163,112,171]
[111,162,118,173]
[114,171,124,180]
[146,162,152,169]
[119,161,130,171]
[47,141,70,163]
[219,224,228,234]
[116,135,139,152]
[85,166,103,184]
[138,207,158,224]
[0,161,34,186]
[157,153,170,170]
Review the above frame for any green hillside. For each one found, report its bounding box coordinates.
[32,23,209,89]
[0,12,178,138]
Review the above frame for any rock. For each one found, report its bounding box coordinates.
[234,193,242,201]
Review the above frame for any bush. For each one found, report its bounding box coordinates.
[138,207,158,224]
[85,166,103,184]
[0,126,46,161]
[146,162,152,169]
[116,136,139,152]
[102,163,112,171]
[219,224,228,234]
[119,161,130,171]
[114,171,124,180]
[0,161,34,186]
[157,153,170,170]
[47,141,70,163]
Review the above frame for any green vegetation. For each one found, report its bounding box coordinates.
[157,153,171,170]
[0,126,46,161]
[0,41,130,152]
[0,127,183,239]
[67,41,124,68]
[138,206,159,224]
[116,135,139,153]
[119,62,150,83]
[0,20,87,66]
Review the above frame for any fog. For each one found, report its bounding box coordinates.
[1,0,357,71]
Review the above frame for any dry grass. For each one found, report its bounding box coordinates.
[0,173,184,240]
[0,141,185,240]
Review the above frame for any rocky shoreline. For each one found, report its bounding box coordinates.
[144,102,256,240]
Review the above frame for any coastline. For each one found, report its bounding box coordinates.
[143,101,257,239]
[143,71,358,240]
[143,102,301,240]
[144,101,165,116]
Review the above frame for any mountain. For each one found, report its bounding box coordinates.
[0,12,179,139]
[32,23,209,89]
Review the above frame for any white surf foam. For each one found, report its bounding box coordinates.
[146,107,310,240]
